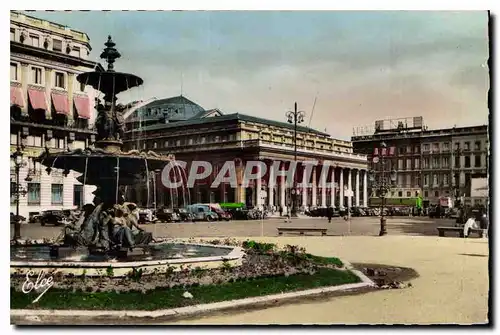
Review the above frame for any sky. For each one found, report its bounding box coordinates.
[25,11,489,140]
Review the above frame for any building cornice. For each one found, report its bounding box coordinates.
[10,42,103,71]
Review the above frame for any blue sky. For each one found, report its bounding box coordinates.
[26,11,489,139]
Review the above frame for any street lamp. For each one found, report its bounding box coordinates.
[286,102,305,217]
[11,141,28,241]
[368,142,397,236]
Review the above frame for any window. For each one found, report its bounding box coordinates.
[474,141,481,151]
[406,191,411,197]
[415,191,419,197]
[73,185,83,207]
[53,39,62,52]
[464,156,471,168]
[475,155,481,168]
[432,143,439,152]
[442,157,449,168]
[398,191,403,197]
[423,157,429,169]
[55,72,65,89]
[414,158,420,169]
[164,140,169,147]
[27,136,35,146]
[443,174,449,186]
[10,63,18,81]
[455,156,460,168]
[398,147,404,154]
[51,184,63,205]
[454,142,460,151]
[176,139,181,146]
[70,46,80,57]
[30,34,40,47]
[432,157,440,169]
[414,146,420,153]
[464,142,470,151]
[443,142,450,150]
[424,191,428,197]
[10,28,15,40]
[10,134,17,145]
[423,144,430,152]
[398,159,403,170]
[27,183,41,205]
[153,142,157,149]
[433,174,438,186]
[34,136,42,147]
[406,174,411,186]
[434,191,439,197]
[398,175,403,186]
[31,66,43,85]
[415,176,421,187]
[406,159,412,170]
[406,146,412,154]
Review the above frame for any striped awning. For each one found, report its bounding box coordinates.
[10,86,24,107]
[73,95,90,119]
[28,88,47,111]
[51,92,70,115]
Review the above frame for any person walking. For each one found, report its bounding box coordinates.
[279,205,283,217]
[326,205,333,223]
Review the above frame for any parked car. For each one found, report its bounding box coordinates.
[40,210,66,226]
[156,207,179,223]
[187,204,219,222]
[202,204,232,221]
[138,208,158,224]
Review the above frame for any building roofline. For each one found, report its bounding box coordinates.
[128,112,330,137]
[11,11,91,44]
[351,124,488,141]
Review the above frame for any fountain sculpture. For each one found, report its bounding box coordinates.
[36,36,172,253]
[10,36,244,277]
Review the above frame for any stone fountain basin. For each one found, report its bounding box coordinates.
[10,242,244,277]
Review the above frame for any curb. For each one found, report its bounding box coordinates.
[11,258,377,323]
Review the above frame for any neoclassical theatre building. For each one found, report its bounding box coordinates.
[123,96,369,210]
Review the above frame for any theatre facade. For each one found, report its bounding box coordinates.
[123,95,369,210]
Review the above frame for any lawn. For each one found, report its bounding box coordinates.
[11,267,359,311]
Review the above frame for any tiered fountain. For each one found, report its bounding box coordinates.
[10,36,243,277]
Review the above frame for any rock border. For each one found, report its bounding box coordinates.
[11,258,376,324]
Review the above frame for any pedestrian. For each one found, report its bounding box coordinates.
[279,205,283,217]
[326,205,333,223]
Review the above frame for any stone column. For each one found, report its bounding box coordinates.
[301,164,307,207]
[268,161,274,207]
[331,167,336,208]
[355,169,360,207]
[280,176,285,207]
[339,168,344,208]
[363,170,368,207]
[321,164,327,207]
[348,168,352,208]
[256,175,262,208]
[312,166,317,206]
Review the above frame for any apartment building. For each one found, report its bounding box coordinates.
[10,11,103,218]
[351,117,488,207]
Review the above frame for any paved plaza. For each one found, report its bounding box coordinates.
[11,216,458,240]
[167,235,489,325]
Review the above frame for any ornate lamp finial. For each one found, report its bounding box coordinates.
[100,35,121,72]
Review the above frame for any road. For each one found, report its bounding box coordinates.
[11,216,457,240]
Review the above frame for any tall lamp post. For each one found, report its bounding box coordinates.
[368,142,397,236]
[286,102,305,217]
[11,143,28,241]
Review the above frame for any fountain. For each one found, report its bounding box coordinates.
[10,36,244,277]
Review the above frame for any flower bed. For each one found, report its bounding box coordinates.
[11,239,358,311]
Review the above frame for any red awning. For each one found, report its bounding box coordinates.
[51,92,70,115]
[73,95,90,119]
[10,87,24,107]
[28,89,47,111]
